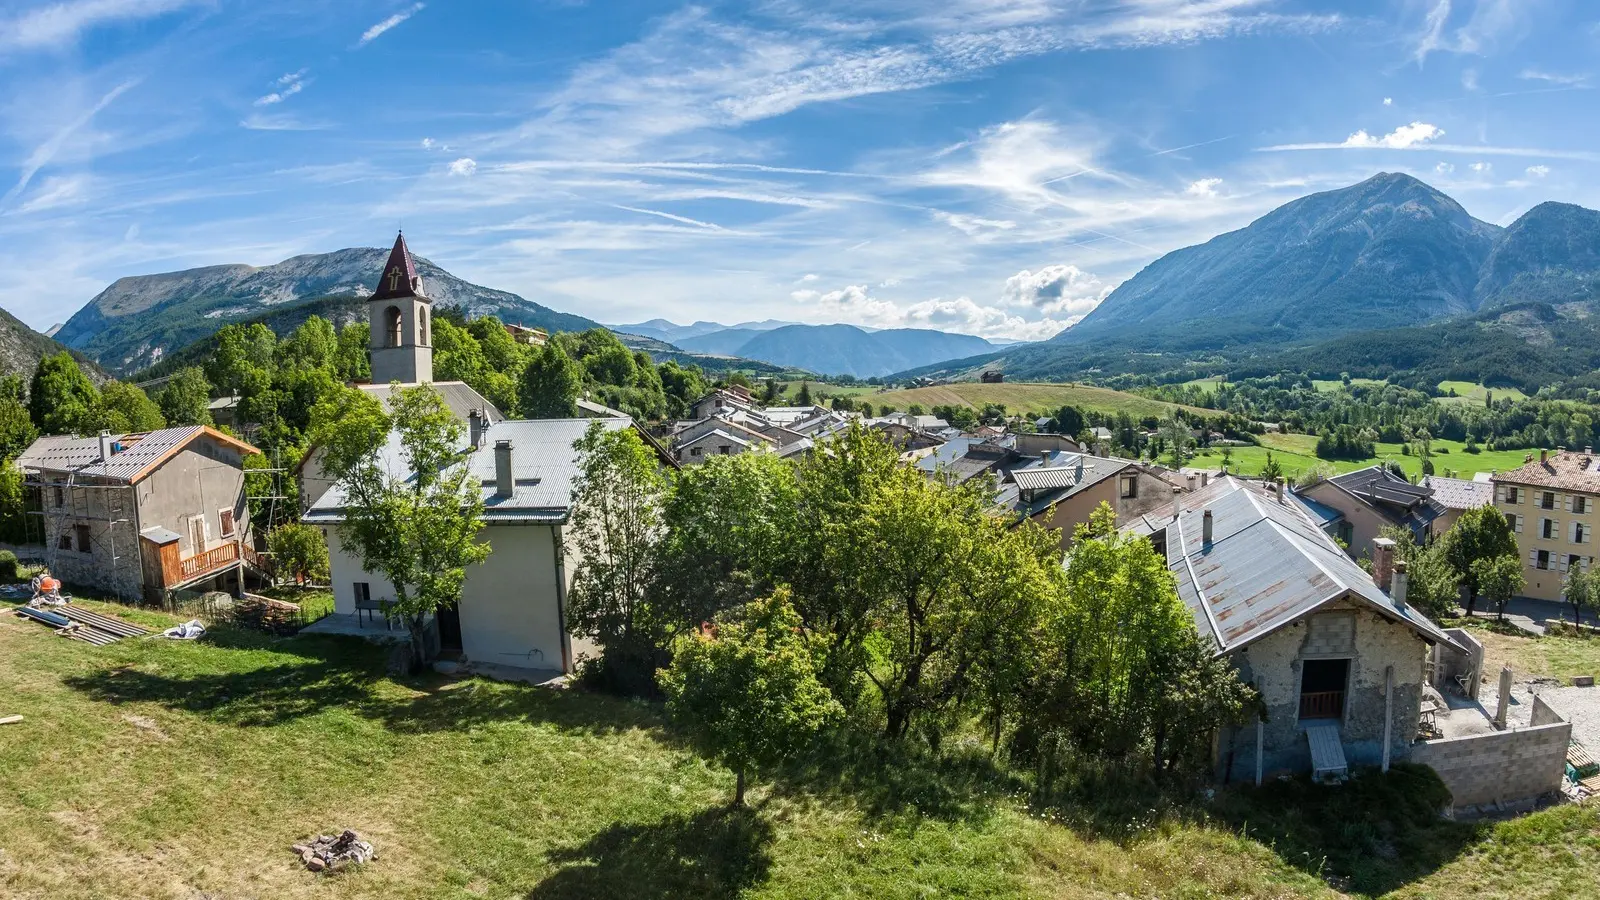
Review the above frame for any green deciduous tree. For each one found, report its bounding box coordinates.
[268,522,331,585]
[96,381,165,433]
[1051,404,1085,437]
[29,352,99,435]
[1440,505,1520,616]
[520,341,582,419]
[1473,554,1525,623]
[334,323,372,383]
[0,379,38,462]
[157,367,214,426]
[566,421,668,691]
[310,384,490,668]
[1562,567,1599,627]
[658,589,843,806]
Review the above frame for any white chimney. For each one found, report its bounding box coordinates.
[494,440,513,497]
[469,409,487,450]
[98,430,114,462]
[1392,560,1409,611]
[1202,508,1213,546]
[1186,474,1197,492]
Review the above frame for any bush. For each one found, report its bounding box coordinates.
[0,549,17,580]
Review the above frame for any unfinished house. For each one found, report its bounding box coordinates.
[15,426,264,602]
[1126,477,1462,784]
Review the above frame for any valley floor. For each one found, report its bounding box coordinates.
[1,600,1597,900]
[1191,433,1537,482]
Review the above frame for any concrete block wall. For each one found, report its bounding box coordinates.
[1434,628,1484,700]
[1410,721,1571,808]
[1529,694,1565,727]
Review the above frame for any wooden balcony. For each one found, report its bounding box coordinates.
[1298,690,1345,720]
[142,537,242,591]
[179,542,239,583]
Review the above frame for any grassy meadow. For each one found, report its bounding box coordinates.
[1437,381,1528,406]
[867,381,1211,420]
[3,599,1599,899]
[1189,433,1538,482]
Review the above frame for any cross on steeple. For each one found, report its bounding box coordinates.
[371,232,426,301]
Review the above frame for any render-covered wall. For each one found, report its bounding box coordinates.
[1035,468,1179,549]
[1220,598,1430,781]
[137,442,251,558]
[1410,719,1571,809]
[324,522,576,673]
[1300,482,1394,562]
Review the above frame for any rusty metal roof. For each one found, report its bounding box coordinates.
[15,426,258,485]
[1126,476,1458,654]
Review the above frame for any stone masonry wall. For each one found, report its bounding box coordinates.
[1410,720,1570,809]
[1222,597,1430,781]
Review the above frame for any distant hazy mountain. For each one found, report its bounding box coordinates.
[676,323,996,378]
[889,173,1600,383]
[614,318,797,344]
[57,247,603,375]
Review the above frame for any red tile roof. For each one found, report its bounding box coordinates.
[1491,449,1600,493]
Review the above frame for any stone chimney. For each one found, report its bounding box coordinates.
[1171,486,1182,521]
[1202,508,1213,546]
[98,431,114,462]
[1186,473,1197,492]
[1391,560,1408,611]
[494,440,514,497]
[469,409,487,450]
[1540,449,1549,465]
[1200,472,1209,488]
[1372,536,1396,593]
[1274,477,1286,504]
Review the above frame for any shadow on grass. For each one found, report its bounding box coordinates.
[526,805,774,900]
[768,729,1021,824]
[1207,763,1485,896]
[61,630,658,736]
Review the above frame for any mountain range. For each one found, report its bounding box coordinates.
[618,319,999,378]
[55,247,604,375]
[614,319,799,344]
[899,173,1600,384]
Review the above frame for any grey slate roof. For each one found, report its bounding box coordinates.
[358,380,504,424]
[1126,477,1458,654]
[16,426,258,485]
[304,417,633,525]
[1326,465,1445,535]
[1420,474,1495,511]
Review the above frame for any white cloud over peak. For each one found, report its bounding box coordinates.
[1001,264,1111,320]
[358,3,424,48]
[447,157,477,177]
[1185,177,1222,197]
[1341,121,1444,149]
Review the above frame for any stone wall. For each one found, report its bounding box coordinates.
[1220,597,1431,781]
[1410,719,1570,809]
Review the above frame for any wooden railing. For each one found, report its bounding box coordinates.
[241,544,274,577]
[1299,691,1345,720]
[177,542,240,583]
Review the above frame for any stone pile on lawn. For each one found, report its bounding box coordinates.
[292,829,376,872]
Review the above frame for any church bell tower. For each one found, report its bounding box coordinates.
[368,232,433,384]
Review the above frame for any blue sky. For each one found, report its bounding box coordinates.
[0,0,1596,340]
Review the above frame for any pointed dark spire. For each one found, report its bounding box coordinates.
[371,231,427,301]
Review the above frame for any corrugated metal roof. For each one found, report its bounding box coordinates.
[358,380,504,424]
[305,417,634,524]
[1127,477,1458,654]
[16,426,256,485]
[1012,465,1081,491]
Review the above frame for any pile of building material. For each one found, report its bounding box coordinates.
[232,594,305,635]
[292,830,376,873]
[12,603,149,645]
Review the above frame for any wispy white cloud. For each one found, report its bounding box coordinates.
[1435,161,1455,174]
[1342,121,1445,149]
[1,79,137,210]
[1259,124,1600,161]
[1470,160,1492,173]
[0,0,201,53]
[254,70,307,106]
[15,173,91,213]
[1185,177,1223,197]
[611,204,726,230]
[1411,0,1533,66]
[447,157,477,177]
[239,112,328,131]
[1525,164,1548,177]
[357,2,424,48]
[1519,68,1588,86]
[1410,0,1451,66]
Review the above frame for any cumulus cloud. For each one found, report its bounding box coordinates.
[1525,164,1549,177]
[1383,96,1393,105]
[1184,177,1222,197]
[1341,121,1444,149]
[448,157,477,177]
[1435,161,1455,174]
[358,3,424,47]
[1470,161,1491,173]
[421,137,434,149]
[797,273,818,283]
[1001,265,1111,320]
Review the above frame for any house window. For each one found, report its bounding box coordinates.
[1120,475,1137,499]
[1543,518,1558,540]
[57,532,71,550]
[1299,658,1349,721]
[52,486,63,507]
[690,447,702,457]
[1540,491,1557,510]
[1337,521,1354,547]
[219,508,236,539]
[719,445,731,454]
[1567,554,1583,574]
[1537,550,1551,570]
[1576,496,1590,515]
[74,524,91,553]
[1505,513,1519,533]
[1577,523,1589,545]
[1506,486,1520,504]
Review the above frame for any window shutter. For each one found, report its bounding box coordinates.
[1516,516,1524,533]
[1567,495,1575,512]
[1573,521,1580,543]
[1530,549,1539,566]
[1560,556,1569,573]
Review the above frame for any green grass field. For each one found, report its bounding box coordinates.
[1436,381,1529,406]
[868,382,1212,420]
[1311,378,1387,393]
[4,598,1593,899]
[1190,434,1539,482]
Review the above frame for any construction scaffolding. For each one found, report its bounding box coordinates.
[22,467,139,604]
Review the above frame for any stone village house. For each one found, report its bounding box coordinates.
[14,426,266,602]
[1124,476,1574,810]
